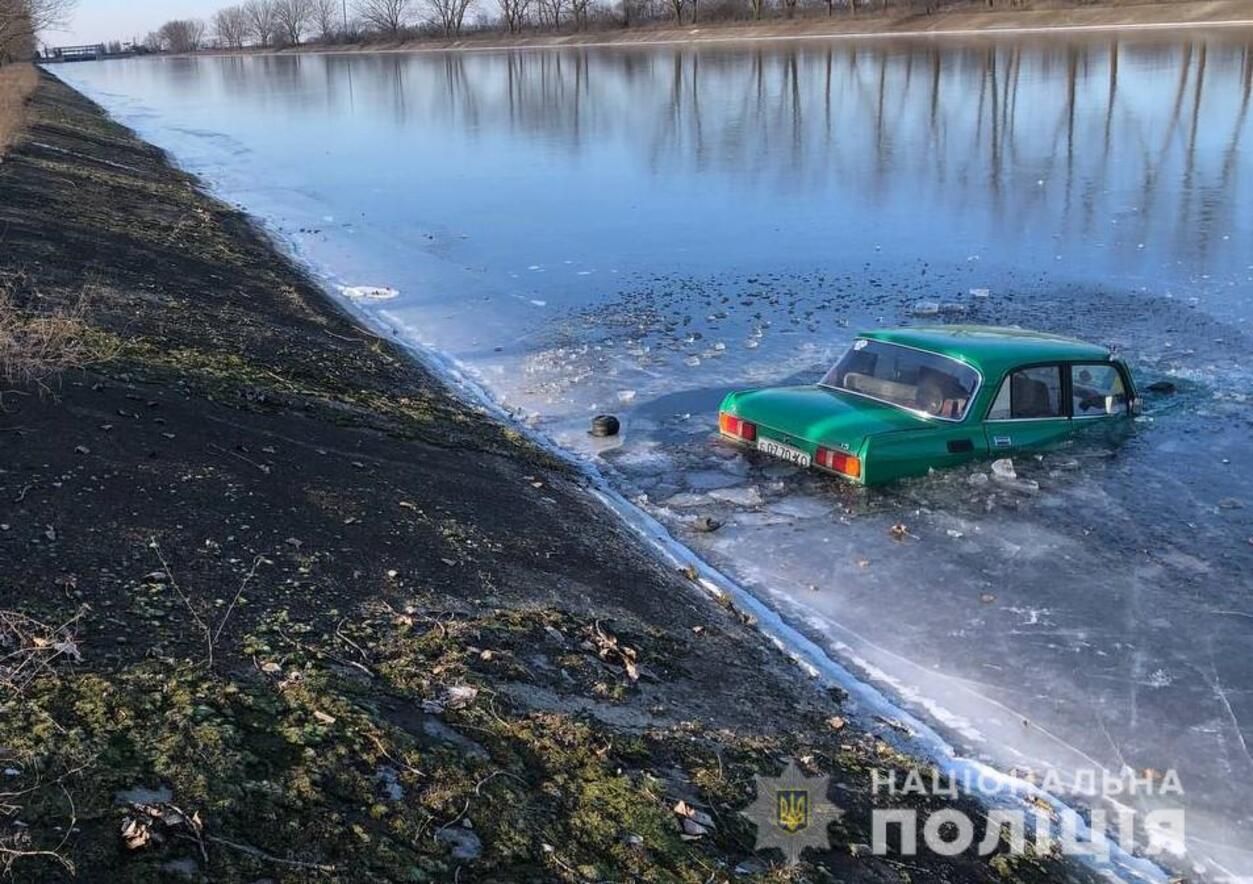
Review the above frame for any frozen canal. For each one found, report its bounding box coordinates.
[56,31,1253,877]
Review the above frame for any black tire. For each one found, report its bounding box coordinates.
[590,415,620,437]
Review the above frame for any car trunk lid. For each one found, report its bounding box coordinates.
[730,384,929,453]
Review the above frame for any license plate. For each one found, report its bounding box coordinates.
[758,438,811,468]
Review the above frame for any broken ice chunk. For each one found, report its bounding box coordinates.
[708,486,764,507]
[341,285,399,300]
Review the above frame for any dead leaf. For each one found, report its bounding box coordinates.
[121,816,152,850]
[443,684,479,710]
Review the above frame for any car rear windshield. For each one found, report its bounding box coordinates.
[820,339,980,420]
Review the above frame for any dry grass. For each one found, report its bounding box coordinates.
[0,608,84,699]
[0,287,104,393]
[0,62,37,157]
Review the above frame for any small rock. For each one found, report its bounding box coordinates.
[735,857,769,875]
[75,445,90,455]
[374,766,405,801]
[543,625,566,645]
[673,800,715,830]
[826,715,846,731]
[691,515,722,533]
[435,826,482,861]
[991,458,1017,481]
[680,817,709,838]
[888,522,909,541]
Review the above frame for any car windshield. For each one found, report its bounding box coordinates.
[820,339,980,420]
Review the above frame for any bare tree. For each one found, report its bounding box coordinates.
[535,0,565,28]
[243,0,278,46]
[355,0,411,36]
[569,0,588,28]
[0,0,78,64]
[426,0,471,36]
[274,0,314,44]
[157,18,206,53]
[498,0,530,32]
[312,0,340,40]
[214,5,250,49]
[666,0,682,24]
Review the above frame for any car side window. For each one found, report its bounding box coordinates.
[987,366,1064,420]
[1071,364,1127,417]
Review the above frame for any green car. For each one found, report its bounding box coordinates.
[717,325,1140,486]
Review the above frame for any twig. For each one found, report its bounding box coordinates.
[333,618,372,665]
[204,835,335,873]
[364,732,423,778]
[149,540,212,666]
[273,623,373,678]
[211,556,264,648]
[206,443,271,475]
[149,540,266,670]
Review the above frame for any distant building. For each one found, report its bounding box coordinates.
[42,44,113,63]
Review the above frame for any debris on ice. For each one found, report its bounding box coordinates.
[708,486,764,507]
[341,285,399,300]
[991,459,1017,480]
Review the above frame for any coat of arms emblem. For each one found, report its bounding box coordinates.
[742,759,843,864]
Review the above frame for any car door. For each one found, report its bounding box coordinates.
[983,364,1071,454]
[1068,362,1134,445]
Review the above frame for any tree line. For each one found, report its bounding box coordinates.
[142,0,973,52]
[0,0,73,64]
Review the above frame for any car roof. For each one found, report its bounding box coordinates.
[859,325,1112,380]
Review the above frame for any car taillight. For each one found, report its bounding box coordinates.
[816,446,861,479]
[718,412,757,442]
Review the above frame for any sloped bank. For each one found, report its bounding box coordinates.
[0,72,1095,882]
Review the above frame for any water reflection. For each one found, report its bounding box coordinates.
[141,34,1253,281]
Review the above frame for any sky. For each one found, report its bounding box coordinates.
[59,0,227,45]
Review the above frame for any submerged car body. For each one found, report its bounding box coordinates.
[718,326,1139,485]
